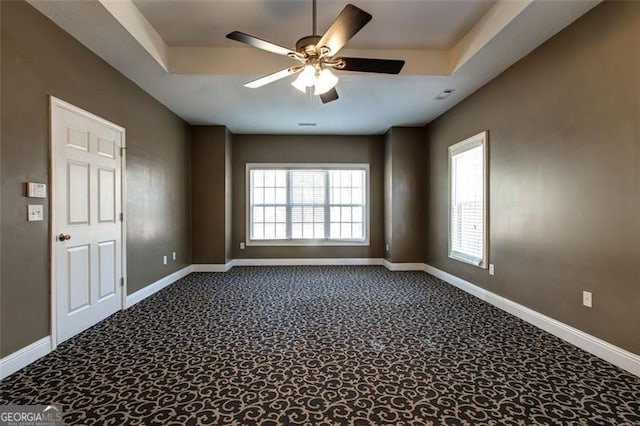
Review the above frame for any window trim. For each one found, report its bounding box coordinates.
[245,163,370,247]
[448,131,489,268]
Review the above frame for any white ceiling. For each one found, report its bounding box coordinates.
[29,0,600,135]
[132,0,495,50]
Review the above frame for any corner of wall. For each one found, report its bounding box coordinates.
[383,129,393,261]
[191,126,231,264]
[224,127,233,263]
[384,126,427,263]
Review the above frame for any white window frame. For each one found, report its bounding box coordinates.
[246,163,370,246]
[448,131,489,268]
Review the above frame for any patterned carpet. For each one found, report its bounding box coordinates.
[1,266,639,425]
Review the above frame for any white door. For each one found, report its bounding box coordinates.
[51,98,125,344]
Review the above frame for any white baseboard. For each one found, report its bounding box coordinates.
[192,262,234,272]
[382,259,426,271]
[232,258,385,266]
[424,264,640,377]
[0,337,52,380]
[193,259,419,269]
[125,265,193,308]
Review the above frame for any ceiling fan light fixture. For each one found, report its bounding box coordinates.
[291,77,307,93]
[291,65,316,92]
[314,68,339,95]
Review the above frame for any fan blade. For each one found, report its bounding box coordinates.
[227,31,297,57]
[244,67,301,89]
[320,88,339,104]
[317,4,372,56]
[340,57,405,74]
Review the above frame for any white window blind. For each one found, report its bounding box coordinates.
[449,132,487,267]
[248,165,368,245]
[250,169,287,240]
[290,170,326,239]
[329,170,365,240]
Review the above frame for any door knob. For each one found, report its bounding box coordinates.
[58,233,71,241]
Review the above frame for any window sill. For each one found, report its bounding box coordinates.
[448,251,487,269]
[247,239,369,247]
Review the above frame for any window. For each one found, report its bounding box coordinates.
[247,164,369,245]
[448,132,488,268]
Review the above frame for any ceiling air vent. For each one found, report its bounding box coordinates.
[435,89,455,100]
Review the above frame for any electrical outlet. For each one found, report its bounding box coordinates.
[172,251,176,261]
[240,242,245,250]
[489,264,495,275]
[163,255,168,265]
[385,244,389,252]
[582,291,592,308]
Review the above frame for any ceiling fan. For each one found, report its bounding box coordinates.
[226,0,405,104]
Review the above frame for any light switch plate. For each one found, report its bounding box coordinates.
[27,204,44,221]
[489,264,495,275]
[27,182,47,198]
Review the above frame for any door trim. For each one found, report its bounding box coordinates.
[49,96,127,350]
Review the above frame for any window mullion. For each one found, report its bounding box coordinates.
[286,170,292,240]
[324,171,330,240]
[248,170,253,241]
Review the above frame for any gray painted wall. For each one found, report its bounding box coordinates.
[0,1,192,357]
[225,128,233,263]
[384,133,392,261]
[191,126,232,264]
[384,128,426,263]
[231,134,385,259]
[425,1,639,354]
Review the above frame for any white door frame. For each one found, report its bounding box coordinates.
[49,96,127,350]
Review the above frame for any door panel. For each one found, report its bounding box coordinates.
[98,168,116,223]
[52,98,124,344]
[97,137,116,159]
[98,240,116,300]
[67,126,89,152]
[67,162,90,225]
[67,245,91,313]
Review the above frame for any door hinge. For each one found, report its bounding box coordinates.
[119,147,126,157]
[119,212,124,222]
[120,277,124,287]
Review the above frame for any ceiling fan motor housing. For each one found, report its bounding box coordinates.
[296,35,322,56]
